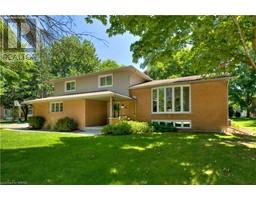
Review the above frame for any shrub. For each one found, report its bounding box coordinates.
[54,117,78,132]
[235,111,241,118]
[112,121,132,135]
[126,121,153,135]
[101,124,114,135]
[150,122,177,132]
[28,116,45,129]
[101,120,153,135]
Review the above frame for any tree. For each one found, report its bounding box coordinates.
[0,58,39,121]
[229,64,256,117]
[0,19,52,121]
[86,16,256,74]
[3,15,106,47]
[46,36,100,77]
[98,59,120,71]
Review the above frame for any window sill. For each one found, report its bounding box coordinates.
[64,90,76,93]
[98,85,113,88]
[151,112,191,114]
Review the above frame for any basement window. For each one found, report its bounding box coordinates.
[152,120,192,129]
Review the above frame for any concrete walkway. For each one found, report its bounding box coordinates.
[0,123,103,136]
[0,123,29,129]
[82,126,103,135]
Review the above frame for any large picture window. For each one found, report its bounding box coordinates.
[152,85,191,113]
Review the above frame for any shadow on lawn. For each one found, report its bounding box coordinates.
[1,133,256,185]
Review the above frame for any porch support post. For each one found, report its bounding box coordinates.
[109,96,113,118]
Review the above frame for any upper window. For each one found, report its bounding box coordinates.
[152,85,191,113]
[65,80,76,92]
[98,74,113,88]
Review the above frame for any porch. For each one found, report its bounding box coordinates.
[23,91,136,128]
[85,94,136,126]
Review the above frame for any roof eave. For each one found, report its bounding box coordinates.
[129,76,231,90]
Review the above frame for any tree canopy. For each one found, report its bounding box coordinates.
[86,16,256,76]
[229,64,256,116]
[98,59,120,71]
[46,36,100,77]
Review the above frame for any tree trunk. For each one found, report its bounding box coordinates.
[21,105,28,121]
[246,107,251,118]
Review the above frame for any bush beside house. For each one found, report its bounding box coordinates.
[150,122,177,132]
[102,121,153,135]
[28,116,45,129]
[54,117,78,132]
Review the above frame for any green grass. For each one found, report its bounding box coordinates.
[231,118,256,134]
[1,129,256,185]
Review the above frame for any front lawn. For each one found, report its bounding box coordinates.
[231,118,256,134]
[1,129,256,184]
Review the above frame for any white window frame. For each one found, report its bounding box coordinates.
[50,101,63,113]
[98,73,113,88]
[28,105,33,116]
[151,120,192,129]
[64,80,76,92]
[151,84,191,114]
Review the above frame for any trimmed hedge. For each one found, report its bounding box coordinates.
[54,117,78,132]
[102,120,153,135]
[150,122,177,132]
[28,116,45,129]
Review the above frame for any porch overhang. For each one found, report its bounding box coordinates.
[23,91,133,104]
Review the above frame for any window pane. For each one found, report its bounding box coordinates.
[166,87,172,112]
[67,83,70,90]
[158,88,164,112]
[174,87,181,112]
[106,76,112,85]
[183,122,191,128]
[183,87,190,112]
[152,89,157,112]
[100,77,105,86]
[166,122,174,127]
[66,82,75,91]
[56,103,59,112]
[70,82,75,90]
[159,121,165,126]
[175,122,182,128]
[60,103,63,112]
[51,103,55,112]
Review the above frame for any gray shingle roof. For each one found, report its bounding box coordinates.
[130,74,230,89]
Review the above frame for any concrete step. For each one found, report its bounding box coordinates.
[82,126,104,134]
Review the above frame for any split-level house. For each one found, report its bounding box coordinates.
[24,66,230,132]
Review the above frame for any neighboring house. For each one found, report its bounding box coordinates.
[0,105,12,120]
[23,66,230,132]
[0,104,32,120]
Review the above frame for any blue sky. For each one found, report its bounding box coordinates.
[72,16,142,69]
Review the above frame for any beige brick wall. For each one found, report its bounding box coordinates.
[130,79,229,132]
[85,99,108,126]
[33,99,86,129]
